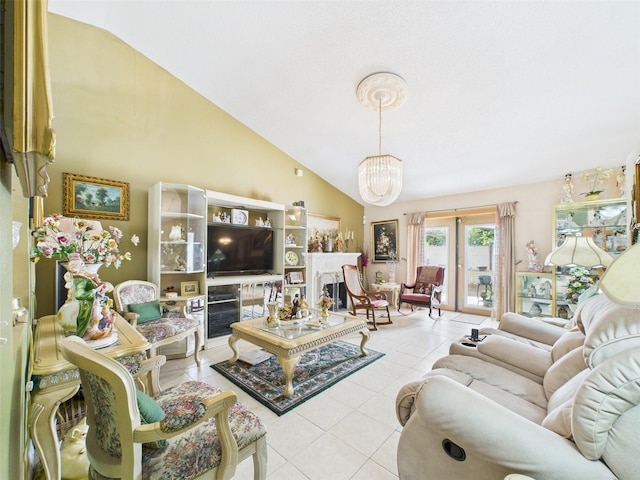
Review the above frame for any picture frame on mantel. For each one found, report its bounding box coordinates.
[308,213,341,249]
[372,219,399,262]
[63,172,130,221]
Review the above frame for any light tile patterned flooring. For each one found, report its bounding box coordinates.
[159,309,498,479]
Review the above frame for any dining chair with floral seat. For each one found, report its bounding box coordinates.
[59,335,267,480]
[113,280,202,367]
[342,264,392,330]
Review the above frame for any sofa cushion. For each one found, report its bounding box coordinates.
[542,397,573,438]
[543,347,588,400]
[576,294,640,368]
[551,327,585,362]
[433,355,548,409]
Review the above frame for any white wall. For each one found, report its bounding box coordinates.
[362,173,627,286]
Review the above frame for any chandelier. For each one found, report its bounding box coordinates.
[356,72,407,206]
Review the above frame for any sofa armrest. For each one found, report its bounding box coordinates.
[400,375,613,479]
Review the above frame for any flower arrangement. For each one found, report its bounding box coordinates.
[32,214,139,269]
[360,249,369,268]
[564,266,595,304]
[581,166,613,197]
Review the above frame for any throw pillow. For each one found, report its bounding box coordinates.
[128,300,162,324]
[135,389,168,449]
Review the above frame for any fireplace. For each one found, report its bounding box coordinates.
[307,252,360,309]
[322,278,347,311]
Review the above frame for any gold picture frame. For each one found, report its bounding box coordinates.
[180,281,200,296]
[371,219,399,262]
[63,172,130,221]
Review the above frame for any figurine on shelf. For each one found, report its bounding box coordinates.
[169,224,184,241]
[560,173,574,203]
[525,240,543,272]
[256,217,265,227]
[589,210,605,227]
[311,234,323,252]
[213,212,222,222]
[334,233,344,252]
[286,233,295,245]
[560,212,578,228]
[616,166,626,197]
[264,217,271,227]
[174,253,187,271]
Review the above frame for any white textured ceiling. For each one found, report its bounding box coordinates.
[48,1,640,205]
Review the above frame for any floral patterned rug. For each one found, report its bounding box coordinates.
[211,341,384,415]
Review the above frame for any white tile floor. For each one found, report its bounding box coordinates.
[159,309,499,479]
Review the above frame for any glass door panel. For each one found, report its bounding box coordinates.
[424,225,451,307]
[460,218,496,314]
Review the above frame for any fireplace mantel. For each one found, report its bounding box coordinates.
[307,252,361,305]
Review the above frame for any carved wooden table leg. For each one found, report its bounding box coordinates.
[228,334,240,363]
[278,354,301,398]
[359,329,370,356]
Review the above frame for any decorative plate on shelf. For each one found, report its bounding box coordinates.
[285,251,299,266]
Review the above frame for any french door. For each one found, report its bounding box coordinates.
[423,211,496,314]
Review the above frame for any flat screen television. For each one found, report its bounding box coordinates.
[207,223,274,276]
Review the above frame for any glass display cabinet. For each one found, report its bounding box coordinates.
[553,198,628,259]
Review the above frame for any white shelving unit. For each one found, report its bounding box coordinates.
[205,190,285,347]
[148,182,207,358]
[283,205,307,304]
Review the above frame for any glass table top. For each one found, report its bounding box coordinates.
[255,311,349,340]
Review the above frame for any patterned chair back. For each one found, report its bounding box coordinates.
[59,336,143,478]
[113,280,159,314]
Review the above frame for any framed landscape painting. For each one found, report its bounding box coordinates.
[372,219,398,262]
[63,173,130,221]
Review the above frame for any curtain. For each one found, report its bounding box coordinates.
[406,212,425,282]
[495,202,517,318]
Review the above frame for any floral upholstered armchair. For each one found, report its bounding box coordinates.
[60,336,267,480]
[113,280,202,366]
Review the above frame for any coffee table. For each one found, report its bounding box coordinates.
[228,310,370,397]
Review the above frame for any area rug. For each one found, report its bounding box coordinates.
[449,313,488,325]
[211,341,384,416]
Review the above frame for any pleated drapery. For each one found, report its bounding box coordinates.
[495,202,517,318]
[406,212,426,284]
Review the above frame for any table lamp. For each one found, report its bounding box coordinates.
[598,241,640,306]
[544,235,614,269]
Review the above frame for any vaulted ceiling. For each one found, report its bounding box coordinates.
[48,1,640,205]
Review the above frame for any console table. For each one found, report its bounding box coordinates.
[30,314,149,480]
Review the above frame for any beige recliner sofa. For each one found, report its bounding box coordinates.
[449,312,585,383]
[396,293,640,480]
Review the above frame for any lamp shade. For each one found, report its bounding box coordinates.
[358,154,403,206]
[598,242,640,306]
[544,236,614,268]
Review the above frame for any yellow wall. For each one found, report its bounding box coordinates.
[38,14,364,316]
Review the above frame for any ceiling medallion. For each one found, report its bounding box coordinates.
[356,72,407,206]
